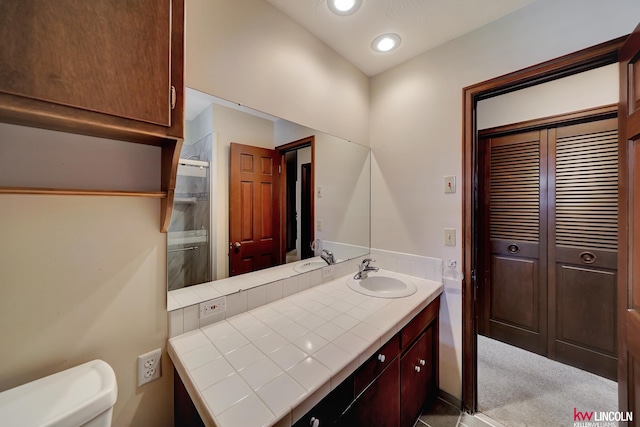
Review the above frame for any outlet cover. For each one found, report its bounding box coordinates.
[138,348,162,386]
[200,297,226,319]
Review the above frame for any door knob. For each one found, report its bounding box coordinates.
[234,242,241,249]
[310,417,320,427]
[378,354,386,363]
[414,366,421,373]
[419,359,426,366]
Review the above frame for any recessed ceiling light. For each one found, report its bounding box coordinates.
[371,33,401,53]
[327,0,362,16]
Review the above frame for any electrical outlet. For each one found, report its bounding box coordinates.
[200,297,226,318]
[138,348,162,386]
[444,228,456,246]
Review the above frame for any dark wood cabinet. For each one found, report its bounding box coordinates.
[400,327,435,427]
[341,298,439,427]
[348,358,400,427]
[292,378,354,427]
[0,0,185,231]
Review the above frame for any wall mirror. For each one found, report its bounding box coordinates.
[167,88,371,301]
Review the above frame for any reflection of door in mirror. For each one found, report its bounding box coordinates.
[229,142,282,276]
[278,136,315,264]
[300,163,313,259]
[167,107,214,291]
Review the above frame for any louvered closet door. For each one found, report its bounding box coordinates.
[549,118,618,380]
[485,130,548,355]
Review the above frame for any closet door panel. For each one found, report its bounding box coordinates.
[550,119,618,380]
[484,131,548,355]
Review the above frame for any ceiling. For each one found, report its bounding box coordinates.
[265,0,539,76]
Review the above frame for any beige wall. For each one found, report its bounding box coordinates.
[478,63,619,130]
[369,0,640,398]
[0,196,172,427]
[185,0,370,146]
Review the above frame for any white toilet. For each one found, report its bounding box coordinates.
[0,360,117,427]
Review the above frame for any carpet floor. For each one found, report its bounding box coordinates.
[477,335,617,427]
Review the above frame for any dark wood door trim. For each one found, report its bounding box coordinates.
[462,35,626,413]
[618,22,640,419]
[278,136,315,262]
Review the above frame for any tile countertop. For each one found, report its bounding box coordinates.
[168,269,443,427]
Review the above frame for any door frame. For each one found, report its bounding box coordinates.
[461,36,626,413]
[277,136,315,262]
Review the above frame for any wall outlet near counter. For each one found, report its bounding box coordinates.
[200,297,226,318]
[138,348,162,386]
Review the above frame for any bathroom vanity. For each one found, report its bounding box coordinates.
[168,269,442,427]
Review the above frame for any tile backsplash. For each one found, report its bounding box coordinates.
[168,249,444,338]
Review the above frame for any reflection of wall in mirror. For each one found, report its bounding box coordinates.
[275,120,370,252]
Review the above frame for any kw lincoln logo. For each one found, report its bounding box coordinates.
[573,408,633,426]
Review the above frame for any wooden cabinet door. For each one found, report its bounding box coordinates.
[0,0,178,129]
[343,358,400,427]
[400,327,434,427]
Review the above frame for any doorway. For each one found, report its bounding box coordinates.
[278,136,315,264]
[478,110,618,380]
[461,36,626,413]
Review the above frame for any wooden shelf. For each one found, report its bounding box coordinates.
[0,0,185,233]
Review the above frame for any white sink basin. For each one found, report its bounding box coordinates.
[293,259,327,273]
[347,272,417,298]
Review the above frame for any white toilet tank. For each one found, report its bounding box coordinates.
[0,359,117,427]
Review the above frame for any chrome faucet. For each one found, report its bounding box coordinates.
[354,258,379,280]
[321,249,336,265]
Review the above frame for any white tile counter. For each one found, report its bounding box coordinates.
[168,269,443,427]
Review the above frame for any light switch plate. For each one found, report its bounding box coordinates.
[444,228,456,246]
[444,176,456,193]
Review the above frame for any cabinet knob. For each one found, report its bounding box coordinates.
[419,359,426,366]
[414,365,421,373]
[377,354,386,363]
[309,417,320,427]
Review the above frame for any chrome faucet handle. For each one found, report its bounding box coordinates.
[361,258,375,267]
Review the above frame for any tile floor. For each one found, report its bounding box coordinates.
[416,398,497,427]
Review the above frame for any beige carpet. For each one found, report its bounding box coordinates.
[477,335,617,427]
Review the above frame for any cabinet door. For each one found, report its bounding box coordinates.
[400,327,433,427]
[343,358,400,427]
[292,377,353,427]
[0,0,172,127]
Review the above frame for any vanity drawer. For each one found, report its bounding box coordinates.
[354,335,399,395]
[401,299,439,350]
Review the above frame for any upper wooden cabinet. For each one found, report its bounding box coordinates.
[0,0,185,231]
